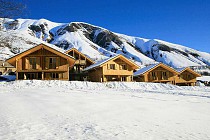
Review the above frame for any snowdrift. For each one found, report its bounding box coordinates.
[1,80,210,97]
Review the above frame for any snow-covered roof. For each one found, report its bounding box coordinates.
[197,76,210,82]
[134,63,160,76]
[7,43,75,61]
[83,54,120,71]
[175,68,186,73]
[65,48,95,64]
[175,67,201,76]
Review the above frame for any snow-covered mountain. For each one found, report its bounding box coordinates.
[1,18,210,68]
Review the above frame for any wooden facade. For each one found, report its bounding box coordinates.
[134,63,179,84]
[134,63,201,86]
[5,43,201,85]
[84,55,139,82]
[175,67,201,86]
[65,48,94,81]
[6,44,75,80]
[0,60,16,75]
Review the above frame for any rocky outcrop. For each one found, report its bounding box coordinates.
[1,18,210,68]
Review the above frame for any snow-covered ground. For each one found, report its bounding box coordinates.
[0,80,210,140]
[197,76,210,82]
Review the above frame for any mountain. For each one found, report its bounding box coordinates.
[0,18,210,68]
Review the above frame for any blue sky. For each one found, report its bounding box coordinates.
[23,0,210,52]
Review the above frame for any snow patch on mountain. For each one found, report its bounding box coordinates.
[0,18,210,69]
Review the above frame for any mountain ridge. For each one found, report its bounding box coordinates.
[0,18,210,68]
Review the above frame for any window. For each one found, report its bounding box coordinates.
[68,51,73,57]
[121,76,127,81]
[27,73,36,79]
[45,73,59,79]
[121,64,127,70]
[73,65,81,73]
[49,57,56,69]
[110,64,115,70]
[187,74,191,79]
[151,72,156,80]
[29,57,36,69]
[75,54,79,59]
[162,71,168,80]
[51,73,59,79]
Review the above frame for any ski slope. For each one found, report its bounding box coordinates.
[0,81,210,140]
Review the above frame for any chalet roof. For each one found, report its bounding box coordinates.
[65,48,95,64]
[83,54,139,71]
[175,67,186,73]
[133,63,160,76]
[134,62,179,77]
[175,67,201,77]
[6,43,75,61]
[83,55,119,71]
[0,60,14,68]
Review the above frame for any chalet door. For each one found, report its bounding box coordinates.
[27,73,36,79]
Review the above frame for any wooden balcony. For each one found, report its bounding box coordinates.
[75,60,86,65]
[17,65,69,72]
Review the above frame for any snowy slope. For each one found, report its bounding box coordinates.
[0,80,210,139]
[1,18,210,68]
[0,30,42,60]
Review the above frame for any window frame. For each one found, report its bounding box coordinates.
[162,71,168,80]
[29,57,37,70]
[121,76,127,81]
[49,57,57,69]
[151,72,157,80]
[110,64,116,70]
[121,64,127,70]
[51,73,59,79]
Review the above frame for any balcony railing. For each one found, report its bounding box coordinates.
[75,60,86,65]
[18,65,68,72]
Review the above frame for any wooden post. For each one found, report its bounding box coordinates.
[16,58,18,80]
[16,58,18,71]
[16,72,18,80]
[67,62,70,81]
[24,73,26,80]
[42,72,44,80]
[131,75,133,82]
[145,74,148,82]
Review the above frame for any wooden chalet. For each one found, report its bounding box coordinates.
[175,67,201,86]
[0,60,16,75]
[6,43,75,80]
[83,54,139,82]
[65,48,94,81]
[133,63,179,84]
